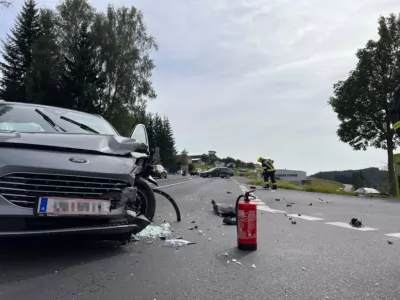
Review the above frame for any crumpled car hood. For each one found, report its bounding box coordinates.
[0,131,143,155]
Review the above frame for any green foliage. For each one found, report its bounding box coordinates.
[0,0,157,136]
[328,14,400,195]
[0,0,41,102]
[176,149,189,167]
[188,163,195,172]
[312,167,386,189]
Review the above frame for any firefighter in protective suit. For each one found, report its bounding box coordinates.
[257,157,277,190]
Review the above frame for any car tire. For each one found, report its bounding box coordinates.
[135,177,156,222]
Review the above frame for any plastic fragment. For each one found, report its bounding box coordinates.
[232,259,237,262]
[251,264,256,268]
[236,261,242,265]
[291,221,297,225]
[208,238,211,241]
[302,267,306,271]
[227,260,230,264]
[198,230,203,235]
[224,252,229,256]
[164,239,196,248]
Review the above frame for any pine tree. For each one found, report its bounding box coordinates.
[146,113,155,149]
[161,116,177,168]
[0,0,41,102]
[32,9,63,106]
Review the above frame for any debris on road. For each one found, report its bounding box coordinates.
[251,264,256,268]
[291,221,297,225]
[302,267,306,271]
[198,230,203,235]
[284,213,287,217]
[286,204,292,207]
[224,252,229,256]
[388,240,394,245]
[227,260,230,264]
[164,239,196,248]
[194,226,198,229]
[298,214,301,216]
[135,223,172,239]
[275,198,280,202]
[188,227,195,231]
[159,236,166,240]
[190,220,196,224]
[318,198,330,204]
[226,191,232,194]
[232,259,237,262]
[211,199,236,217]
[250,185,257,189]
[349,218,363,228]
[208,238,212,241]
[309,203,312,206]
[223,217,237,225]
[289,217,292,220]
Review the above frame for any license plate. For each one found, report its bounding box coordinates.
[37,197,111,216]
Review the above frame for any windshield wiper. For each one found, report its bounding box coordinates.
[60,116,99,134]
[35,109,66,132]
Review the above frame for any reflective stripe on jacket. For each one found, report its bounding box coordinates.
[262,159,275,172]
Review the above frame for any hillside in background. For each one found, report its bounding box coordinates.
[311,167,388,190]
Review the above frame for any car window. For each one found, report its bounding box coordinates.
[0,103,119,135]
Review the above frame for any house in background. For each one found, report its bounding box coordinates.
[188,155,205,165]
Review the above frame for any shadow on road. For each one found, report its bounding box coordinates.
[0,236,126,284]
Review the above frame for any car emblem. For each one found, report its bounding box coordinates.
[68,157,88,164]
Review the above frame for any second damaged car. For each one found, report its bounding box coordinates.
[0,101,155,243]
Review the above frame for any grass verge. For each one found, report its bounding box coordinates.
[247,177,354,195]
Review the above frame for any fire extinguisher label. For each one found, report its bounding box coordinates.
[238,208,257,244]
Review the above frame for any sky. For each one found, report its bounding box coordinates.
[1,0,400,174]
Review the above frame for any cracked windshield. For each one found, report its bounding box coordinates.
[2,0,400,299]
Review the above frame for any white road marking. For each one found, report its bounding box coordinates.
[325,222,379,231]
[157,179,203,189]
[257,206,286,214]
[231,178,240,185]
[384,233,400,238]
[287,214,324,221]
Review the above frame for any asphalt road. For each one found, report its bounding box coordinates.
[1,175,400,300]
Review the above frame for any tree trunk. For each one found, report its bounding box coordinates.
[387,137,397,196]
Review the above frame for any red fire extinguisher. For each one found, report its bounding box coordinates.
[235,190,257,251]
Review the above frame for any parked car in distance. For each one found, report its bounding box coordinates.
[200,167,234,178]
[190,169,202,176]
[151,165,168,179]
[354,187,380,197]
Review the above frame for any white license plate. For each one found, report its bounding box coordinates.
[37,197,111,216]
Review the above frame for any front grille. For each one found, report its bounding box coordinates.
[0,173,131,208]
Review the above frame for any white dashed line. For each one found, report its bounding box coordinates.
[157,178,203,189]
[384,233,400,238]
[325,222,379,231]
[257,206,286,213]
[287,214,324,221]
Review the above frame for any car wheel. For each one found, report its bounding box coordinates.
[134,177,156,222]
[164,174,167,179]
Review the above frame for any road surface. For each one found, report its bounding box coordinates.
[1,175,400,300]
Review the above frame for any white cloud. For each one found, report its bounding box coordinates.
[1,0,399,173]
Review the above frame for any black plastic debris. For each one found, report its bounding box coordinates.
[211,200,236,217]
[190,220,196,224]
[286,204,292,207]
[291,221,297,225]
[194,225,198,229]
[289,217,292,220]
[349,218,363,228]
[284,213,287,217]
[275,198,280,202]
[226,191,232,194]
[159,236,166,240]
[223,217,237,225]
[309,203,312,206]
[188,227,195,230]
[298,214,301,216]
[388,240,394,245]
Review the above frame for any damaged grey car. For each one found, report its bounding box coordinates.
[0,101,155,243]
